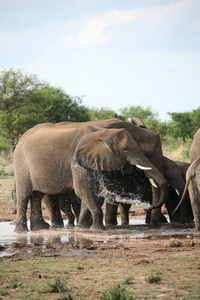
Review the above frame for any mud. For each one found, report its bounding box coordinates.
[0,219,199,263]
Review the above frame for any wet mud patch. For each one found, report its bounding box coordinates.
[0,222,199,262]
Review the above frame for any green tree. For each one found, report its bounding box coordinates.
[88,107,124,121]
[0,68,45,151]
[119,105,157,122]
[167,112,194,142]
[0,68,89,152]
[36,86,90,123]
[191,107,200,136]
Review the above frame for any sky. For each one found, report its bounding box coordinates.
[0,0,200,121]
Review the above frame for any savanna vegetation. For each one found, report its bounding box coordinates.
[0,68,200,299]
[0,67,199,162]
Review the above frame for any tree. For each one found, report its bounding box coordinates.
[191,107,200,136]
[119,105,157,122]
[0,68,45,152]
[88,107,124,121]
[167,112,194,142]
[0,68,90,152]
[36,86,90,123]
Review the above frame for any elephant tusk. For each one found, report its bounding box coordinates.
[136,164,152,171]
[149,178,158,188]
[175,189,180,196]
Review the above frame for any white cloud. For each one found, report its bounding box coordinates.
[58,10,138,48]
[57,2,181,49]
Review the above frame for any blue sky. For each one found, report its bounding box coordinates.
[1,0,200,120]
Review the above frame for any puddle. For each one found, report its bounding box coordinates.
[0,218,198,259]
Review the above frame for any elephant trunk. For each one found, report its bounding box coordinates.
[151,183,169,209]
[126,154,169,209]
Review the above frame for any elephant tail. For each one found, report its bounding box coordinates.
[12,178,17,206]
[170,172,192,217]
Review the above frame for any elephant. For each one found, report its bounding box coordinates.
[190,128,200,162]
[105,156,192,225]
[163,158,193,223]
[118,117,192,224]
[13,122,169,232]
[14,118,169,230]
[42,192,81,228]
[63,118,168,226]
[44,118,191,227]
[173,128,200,230]
[176,157,200,230]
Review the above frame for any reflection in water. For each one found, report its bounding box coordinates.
[0,220,195,260]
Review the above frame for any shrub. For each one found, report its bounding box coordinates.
[44,277,68,293]
[145,269,163,284]
[98,284,135,300]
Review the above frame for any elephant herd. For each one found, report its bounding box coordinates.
[13,118,199,232]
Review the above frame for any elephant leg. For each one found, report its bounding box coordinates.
[120,203,131,225]
[44,194,64,228]
[72,165,104,230]
[78,201,93,228]
[15,195,29,232]
[105,202,118,225]
[14,176,32,232]
[30,191,50,231]
[59,195,75,227]
[188,181,200,231]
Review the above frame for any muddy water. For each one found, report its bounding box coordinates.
[0,218,198,260]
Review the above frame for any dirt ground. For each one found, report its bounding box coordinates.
[0,205,200,299]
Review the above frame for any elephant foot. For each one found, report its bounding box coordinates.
[51,222,64,229]
[148,219,159,228]
[90,224,106,231]
[14,221,29,233]
[121,222,129,227]
[195,224,200,231]
[105,221,118,226]
[30,220,50,231]
[66,223,75,229]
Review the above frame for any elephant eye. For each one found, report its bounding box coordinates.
[122,145,130,152]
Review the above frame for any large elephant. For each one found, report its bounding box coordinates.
[67,118,168,225]
[14,118,169,230]
[13,123,168,232]
[128,117,192,223]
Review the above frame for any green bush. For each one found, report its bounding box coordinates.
[44,277,68,293]
[145,269,163,284]
[98,284,135,300]
[0,135,10,155]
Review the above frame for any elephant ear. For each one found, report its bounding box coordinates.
[74,130,124,171]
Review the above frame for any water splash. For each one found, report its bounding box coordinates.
[96,172,151,210]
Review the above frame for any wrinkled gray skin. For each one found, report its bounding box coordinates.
[190,128,200,162]
[14,122,168,232]
[183,157,200,230]
[174,128,200,230]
